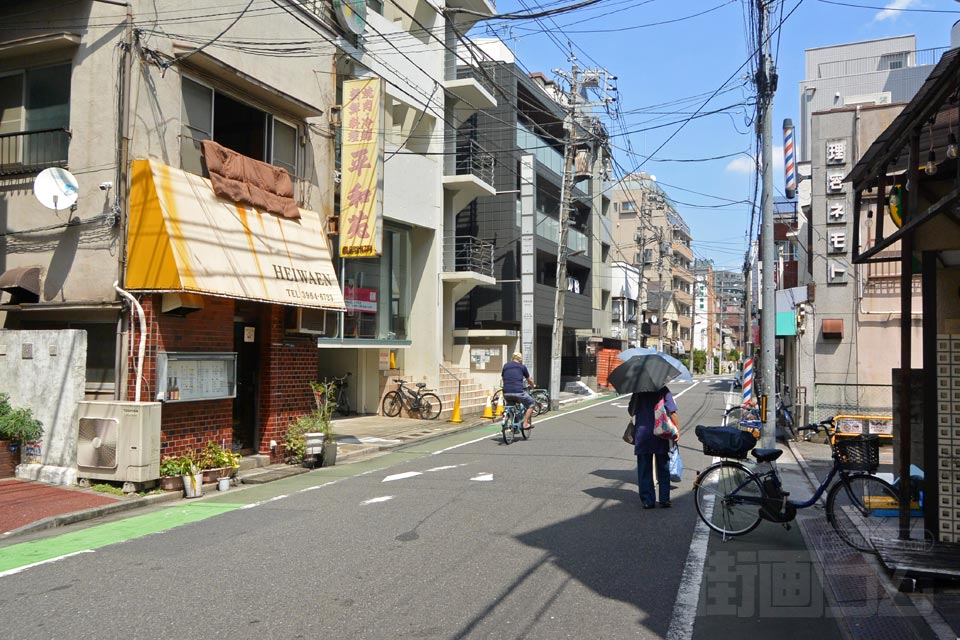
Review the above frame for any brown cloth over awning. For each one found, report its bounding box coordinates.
[201,140,300,220]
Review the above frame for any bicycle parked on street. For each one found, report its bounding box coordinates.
[692,418,905,553]
[381,378,442,420]
[330,373,351,416]
[500,394,532,444]
[721,392,795,440]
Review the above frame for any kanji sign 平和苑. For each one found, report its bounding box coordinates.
[340,78,384,258]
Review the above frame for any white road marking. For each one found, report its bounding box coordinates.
[0,550,94,578]
[361,496,394,505]
[470,473,493,482]
[382,471,422,482]
[425,465,462,472]
[667,460,717,640]
[432,394,625,455]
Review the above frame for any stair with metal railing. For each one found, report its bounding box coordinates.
[436,364,490,421]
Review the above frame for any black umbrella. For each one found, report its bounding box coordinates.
[607,354,682,393]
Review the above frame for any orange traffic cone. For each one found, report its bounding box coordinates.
[450,394,463,424]
[482,393,493,419]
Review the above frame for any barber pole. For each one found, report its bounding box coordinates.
[742,358,754,406]
[783,119,796,200]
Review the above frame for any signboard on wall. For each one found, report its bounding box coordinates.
[339,77,384,258]
[470,347,504,372]
[345,285,377,313]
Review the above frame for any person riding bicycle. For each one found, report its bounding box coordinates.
[501,352,536,430]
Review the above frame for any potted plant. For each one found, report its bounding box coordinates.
[159,456,186,491]
[198,441,241,483]
[309,380,337,467]
[0,392,44,479]
[285,411,324,467]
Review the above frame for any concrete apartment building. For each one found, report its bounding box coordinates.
[0,0,497,484]
[610,173,693,356]
[693,259,721,372]
[790,35,946,422]
[448,39,612,392]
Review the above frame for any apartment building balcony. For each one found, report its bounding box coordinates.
[0,128,71,176]
[672,240,693,262]
[441,234,496,301]
[678,314,693,330]
[443,137,496,213]
[673,265,694,285]
[445,0,496,28]
[673,289,692,307]
[445,66,496,125]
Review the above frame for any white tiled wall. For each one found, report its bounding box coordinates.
[938,335,960,542]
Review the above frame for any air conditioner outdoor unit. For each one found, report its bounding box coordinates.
[76,401,161,483]
[285,307,333,335]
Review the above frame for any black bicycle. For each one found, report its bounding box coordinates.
[693,419,903,552]
[331,373,351,416]
[381,378,442,420]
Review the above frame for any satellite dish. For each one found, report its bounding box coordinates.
[34,168,79,211]
[333,0,367,35]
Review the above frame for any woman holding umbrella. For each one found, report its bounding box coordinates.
[629,387,680,508]
[607,350,686,509]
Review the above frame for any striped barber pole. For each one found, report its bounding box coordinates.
[742,358,754,406]
[783,119,796,199]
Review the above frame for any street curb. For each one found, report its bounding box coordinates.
[2,489,182,539]
[2,396,605,541]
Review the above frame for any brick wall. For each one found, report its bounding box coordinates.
[257,306,317,461]
[124,295,234,458]
[124,296,319,461]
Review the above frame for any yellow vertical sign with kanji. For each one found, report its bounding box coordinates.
[340,77,384,258]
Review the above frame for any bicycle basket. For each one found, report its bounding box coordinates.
[833,434,880,472]
[695,425,757,460]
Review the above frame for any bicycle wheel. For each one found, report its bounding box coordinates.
[693,461,764,537]
[826,474,899,553]
[501,412,515,444]
[521,416,530,440]
[418,393,442,420]
[336,390,351,417]
[531,389,550,416]
[382,391,403,417]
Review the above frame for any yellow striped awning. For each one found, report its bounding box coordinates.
[126,159,345,311]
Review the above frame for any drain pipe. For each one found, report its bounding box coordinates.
[114,281,146,402]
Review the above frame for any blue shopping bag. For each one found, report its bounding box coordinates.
[669,443,683,483]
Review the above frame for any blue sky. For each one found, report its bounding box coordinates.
[473,0,956,270]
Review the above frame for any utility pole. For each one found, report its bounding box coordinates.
[656,227,665,352]
[549,62,579,411]
[757,0,778,447]
[550,58,615,409]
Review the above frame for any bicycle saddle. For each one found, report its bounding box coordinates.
[416,382,427,388]
[751,448,783,463]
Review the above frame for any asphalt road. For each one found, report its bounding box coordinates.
[0,376,843,639]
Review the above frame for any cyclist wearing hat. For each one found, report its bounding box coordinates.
[501,352,536,429]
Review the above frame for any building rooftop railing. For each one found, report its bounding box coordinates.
[815,46,949,80]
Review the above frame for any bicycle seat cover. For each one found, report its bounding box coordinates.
[751,448,783,463]
[416,382,426,388]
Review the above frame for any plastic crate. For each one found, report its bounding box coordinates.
[833,434,880,472]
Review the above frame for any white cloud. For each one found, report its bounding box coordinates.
[723,147,788,193]
[874,0,918,22]
[725,156,756,174]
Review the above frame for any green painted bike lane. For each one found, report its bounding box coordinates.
[0,422,504,576]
